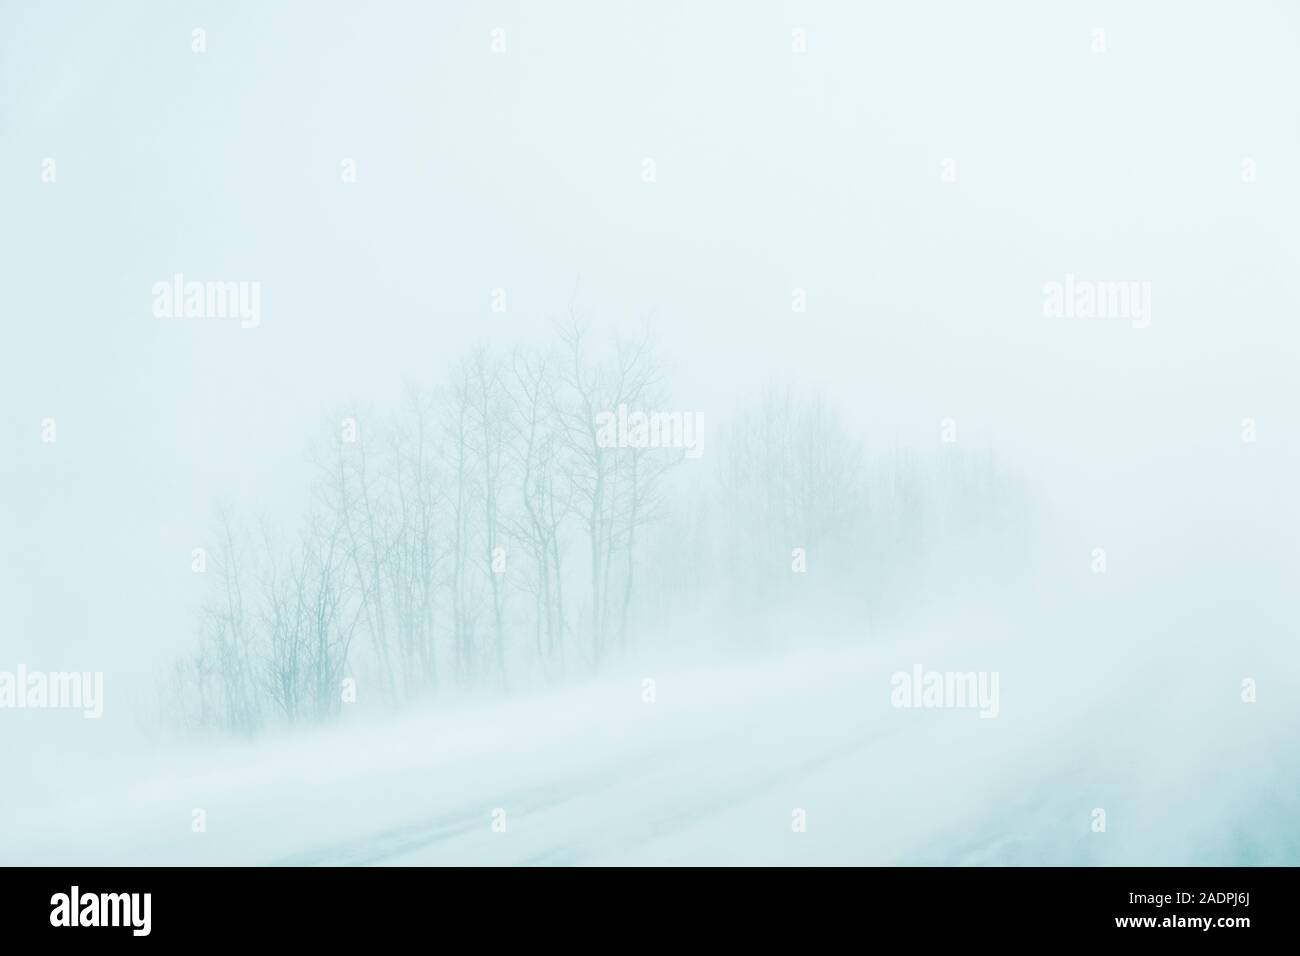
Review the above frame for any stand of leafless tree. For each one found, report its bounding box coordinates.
[168,322,1031,736]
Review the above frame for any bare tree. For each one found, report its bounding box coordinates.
[466,348,512,687]
[388,385,442,695]
[505,347,577,671]
[444,361,485,684]
[555,317,667,665]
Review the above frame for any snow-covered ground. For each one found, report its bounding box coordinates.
[6,596,1298,866]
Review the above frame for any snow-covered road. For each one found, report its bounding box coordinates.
[6,609,1297,866]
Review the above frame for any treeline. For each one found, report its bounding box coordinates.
[165,321,1032,736]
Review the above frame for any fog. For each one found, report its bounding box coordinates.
[2,1,1298,865]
